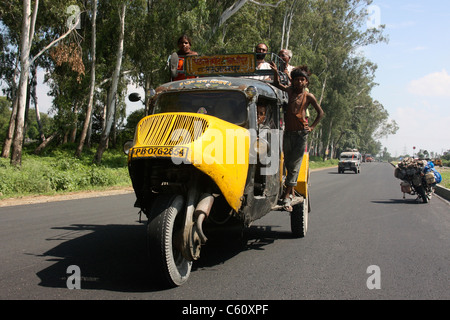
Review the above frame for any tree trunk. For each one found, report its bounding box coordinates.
[10,0,34,166]
[324,119,333,161]
[318,74,327,105]
[76,0,97,157]
[101,93,107,132]
[34,132,58,154]
[87,112,93,148]
[94,3,126,164]
[70,101,79,143]
[280,0,298,50]
[23,79,32,143]
[63,130,69,144]
[215,0,285,33]
[218,0,248,28]
[280,6,287,49]
[285,0,297,49]
[145,75,151,115]
[1,61,20,159]
[1,96,18,158]
[31,65,45,142]
[10,0,76,165]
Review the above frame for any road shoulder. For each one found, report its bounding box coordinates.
[0,187,134,208]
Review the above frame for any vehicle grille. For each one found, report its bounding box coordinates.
[137,114,209,146]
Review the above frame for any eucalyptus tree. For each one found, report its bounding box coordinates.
[125,0,188,114]
[0,1,25,158]
[285,0,388,158]
[0,0,80,165]
[1,2,25,159]
[76,0,97,158]
[94,0,127,164]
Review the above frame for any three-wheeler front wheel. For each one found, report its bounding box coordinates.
[147,194,191,287]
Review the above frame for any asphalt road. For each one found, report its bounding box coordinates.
[0,162,449,301]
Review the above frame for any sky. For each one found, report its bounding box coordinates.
[31,0,450,157]
[362,0,450,157]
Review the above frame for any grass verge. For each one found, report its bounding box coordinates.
[309,156,339,170]
[437,167,450,189]
[0,147,131,200]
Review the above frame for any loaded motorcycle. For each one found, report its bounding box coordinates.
[394,158,442,203]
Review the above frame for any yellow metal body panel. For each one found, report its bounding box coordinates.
[294,152,309,198]
[130,113,250,211]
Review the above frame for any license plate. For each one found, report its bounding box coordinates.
[131,146,188,159]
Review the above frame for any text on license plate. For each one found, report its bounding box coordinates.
[132,146,188,159]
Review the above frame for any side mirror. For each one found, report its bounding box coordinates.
[128,92,142,102]
[123,140,134,155]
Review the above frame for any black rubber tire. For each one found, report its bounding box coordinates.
[291,196,308,238]
[147,194,191,287]
[416,185,428,203]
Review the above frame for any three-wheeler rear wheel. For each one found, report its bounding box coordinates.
[290,194,308,238]
[147,194,191,287]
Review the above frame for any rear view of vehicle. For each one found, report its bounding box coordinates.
[394,158,442,203]
[433,159,443,167]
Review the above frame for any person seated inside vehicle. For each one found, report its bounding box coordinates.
[257,104,267,126]
[254,99,277,196]
[257,98,276,130]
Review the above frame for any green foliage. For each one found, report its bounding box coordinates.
[0,147,130,199]
[0,97,53,142]
[120,108,144,144]
[25,108,54,139]
[1,0,405,166]
[0,96,11,142]
[438,168,450,189]
[441,159,450,168]
[309,156,339,169]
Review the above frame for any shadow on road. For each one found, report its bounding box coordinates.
[371,199,423,205]
[35,223,159,292]
[36,222,291,292]
[193,224,292,270]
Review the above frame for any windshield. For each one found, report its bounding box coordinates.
[340,154,359,160]
[153,91,248,125]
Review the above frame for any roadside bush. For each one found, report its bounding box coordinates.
[0,157,54,196]
[89,167,115,186]
[0,148,131,199]
[442,159,450,167]
[47,172,75,191]
[309,156,339,169]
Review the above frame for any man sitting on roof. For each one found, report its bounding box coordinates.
[172,34,198,81]
[247,43,272,81]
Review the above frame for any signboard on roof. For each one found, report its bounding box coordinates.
[185,53,256,76]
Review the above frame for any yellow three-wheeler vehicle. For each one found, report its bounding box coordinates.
[126,53,311,287]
